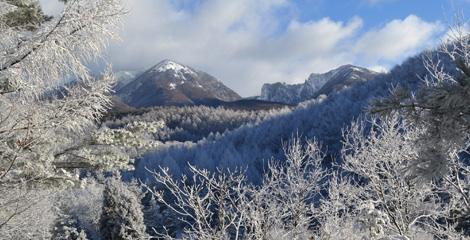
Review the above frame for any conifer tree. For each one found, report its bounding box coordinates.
[100,173,148,240]
[52,207,88,240]
[1,0,52,31]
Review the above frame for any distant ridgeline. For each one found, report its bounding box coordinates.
[110,61,380,110]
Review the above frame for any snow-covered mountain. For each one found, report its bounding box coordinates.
[113,70,140,91]
[259,65,379,104]
[115,59,242,108]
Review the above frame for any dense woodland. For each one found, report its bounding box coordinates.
[102,105,284,144]
[2,0,470,239]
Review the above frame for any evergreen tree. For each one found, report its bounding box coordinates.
[100,173,148,240]
[1,0,52,31]
[142,195,161,236]
[52,208,88,240]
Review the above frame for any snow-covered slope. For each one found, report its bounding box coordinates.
[260,65,379,104]
[115,59,242,108]
[133,51,449,184]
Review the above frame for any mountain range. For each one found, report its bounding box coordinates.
[111,60,379,109]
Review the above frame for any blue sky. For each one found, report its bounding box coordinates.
[41,0,470,97]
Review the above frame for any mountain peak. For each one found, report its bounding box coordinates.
[151,59,195,75]
[116,60,242,108]
[337,64,376,73]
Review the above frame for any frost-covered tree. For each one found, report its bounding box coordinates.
[0,0,163,234]
[100,173,148,240]
[242,137,327,240]
[0,188,57,239]
[1,0,129,184]
[339,115,459,239]
[145,165,248,239]
[367,9,470,234]
[316,173,359,240]
[51,175,105,240]
[144,137,328,240]
[52,204,89,240]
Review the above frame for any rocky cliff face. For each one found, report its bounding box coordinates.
[260,65,379,104]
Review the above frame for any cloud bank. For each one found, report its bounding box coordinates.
[42,0,444,97]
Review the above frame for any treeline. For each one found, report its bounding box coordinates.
[102,105,289,144]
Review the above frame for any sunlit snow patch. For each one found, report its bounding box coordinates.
[152,60,195,75]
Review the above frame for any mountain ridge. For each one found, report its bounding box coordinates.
[259,65,380,104]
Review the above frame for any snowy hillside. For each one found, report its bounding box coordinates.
[132,51,458,183]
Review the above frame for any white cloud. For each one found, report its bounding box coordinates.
[107,0,368,96]
[363,0,397,6]
[41,0,445,97]
[368,65,388,73]
[354,15,443,65]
